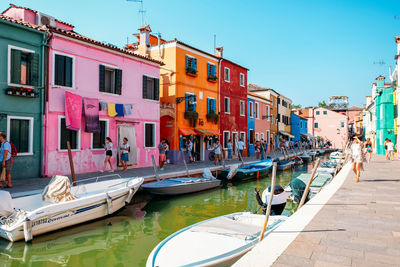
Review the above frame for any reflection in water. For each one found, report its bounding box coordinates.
[0,156,327,267]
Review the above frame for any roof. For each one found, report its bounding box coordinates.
[49,27,163,66]
[175,40,219,60]
[248,84,279,96]
[3,4,74,28]
[247,92,271,103]
[220,57,249,71]
[291,113,308,120]
[0,14,46,32]
[347,106,363,111]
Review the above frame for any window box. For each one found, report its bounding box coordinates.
[207,76,217,83]
[186,67,198,77]
[5,87,37,98]
[206,111,219,124]
[184,110,199,127]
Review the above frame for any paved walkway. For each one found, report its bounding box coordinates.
[272,155,400,267]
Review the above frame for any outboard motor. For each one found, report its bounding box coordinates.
[254,185,288,215]
[290,178,310,203]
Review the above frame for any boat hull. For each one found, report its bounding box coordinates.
[141,178,221,195]
[277,161,295,171]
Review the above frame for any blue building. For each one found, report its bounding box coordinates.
[291,113,308,143]
[247,98,255,156]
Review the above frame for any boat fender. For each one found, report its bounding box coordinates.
[23,218,33,243]
[125,189,134,206]
[106,194,112,215]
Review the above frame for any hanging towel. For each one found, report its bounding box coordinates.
[65,91,82,131]
[115,104,124,117]
[123,104,132,115]
[108,103,118,117]
[84,98,100,133]
[99,102,108,111]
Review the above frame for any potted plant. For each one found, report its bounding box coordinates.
[207,75,217,83]
[186,67,197,77]
[184,110,199,127]
[206,110,219,124]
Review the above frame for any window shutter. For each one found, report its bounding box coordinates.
[154,78,160,100]
[207,98,210,113]
[65,56,73,87]
[193,94,197,111]
[212,65,216,77]
[142,75,148,99]
[11,49,21,84]
[99,65,105,92]
[193,58,197,71]
[115,69,122,95]
[212,99,216,113]
[207,63,210,77]
[185,93,190,111]
[186,56,189,69]
[28,53,39,86]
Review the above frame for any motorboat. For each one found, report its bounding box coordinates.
[330,151,342,161]
[146,212,287,267]
[255,185,289,215]
[285,173,332,201]
[298,153,312,163]
[219,159,273,181]
[0,175,143,242]
[293,156,304,166]
[276,160,295,171]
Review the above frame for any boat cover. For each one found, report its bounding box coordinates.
[203,168,216,179]
[42,175,77,203]
[0,191,14,217]
[295,173,331,187]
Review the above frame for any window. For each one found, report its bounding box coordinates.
[223,131,230,149]
[99,65,122,94]
[316,111,320,115]
[240,132,246,143]
[240,101,245,116]
[267,130,270,144]
[249,130,255,144]
[300,121,303,128]
[54,53,74,88]
[9,46,39,87]
[7,116,33,155]
[92,120,109,149]
[282,100,288,108]
[207,97,216,113]
[255,102,259,119]
[224,97,230,114]
[255,133,259,142]
[224,67,230,82]
[59,117,80,150]
[260,133,264,141]
[341,122,345,128]
[185,93,197,112]
[323,110,327,115]
[142,75,159,100]
[207,63,217,79]
[240,73,245,87]
[249,102,254,118]
[267,106,270,121]
[186,55,197,73]
[144,123,156,148]
[314,122,319,129]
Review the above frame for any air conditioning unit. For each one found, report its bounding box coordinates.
[36,12,56,27]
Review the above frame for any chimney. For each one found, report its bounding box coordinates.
[215,46,223,58]
[137,25,152,56]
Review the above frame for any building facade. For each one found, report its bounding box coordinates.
[0,14,45,179]
[290,113,308,143]
[248,93,272,153]
[247,97,255,156]
[277,94,292,140]
[363,95,376,151]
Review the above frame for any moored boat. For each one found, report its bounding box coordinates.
[219,159,273,181]
[146,212,287,267]
[276,160,295,171]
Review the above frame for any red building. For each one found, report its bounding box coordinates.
[218,47,248,156]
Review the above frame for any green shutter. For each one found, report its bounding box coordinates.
[65,56,73,87]
[11,49,21,84]
[154,78,160,100]
[115,69,122,95]
[29,53,39,86]
[142,75,148,99]
[99,65,105,92]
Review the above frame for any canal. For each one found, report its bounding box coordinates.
[0,156,326,266]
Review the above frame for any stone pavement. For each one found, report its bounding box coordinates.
[272,155,400,267]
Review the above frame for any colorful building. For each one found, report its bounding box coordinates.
[277,93,292,142]
[0,14,46,179]
[290,113,308,143]
[247,97,255,156]
[392,35,400,158]
[130,26,220,163]
[248,93,272,152]
[218,49,248,157]
[362,95,376,151]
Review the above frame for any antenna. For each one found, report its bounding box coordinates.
[213,34,216,52]
[373,60,386,65]
[127,0,146,25]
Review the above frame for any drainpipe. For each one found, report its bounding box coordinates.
[39,33,45,178]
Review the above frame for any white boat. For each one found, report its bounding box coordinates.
[0,175,143,242]
[330,151,342,161]
[146,212,287,267]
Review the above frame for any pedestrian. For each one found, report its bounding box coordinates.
[264,139,268,154]
[364,138,373,163]
[351,136,363,182]
[213,139,222,165]
[158,139,167,170]
[238,138,245,158]
[255,140,261,159]
[119,137,130,171]
[100,137,114,173]
[227,139,233,160]
[386,139,395,160]
[0,132,13,188]
[186,137,194,163]
[260,139,265,160]
[164,139,170,164]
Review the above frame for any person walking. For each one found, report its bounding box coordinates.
[119,137,130,171]
[100,137,113,173]
[227,139,233,160]
[351,136,363,182]
[186,137,194,163]
[0,132,13,188]
[260,139,265,160]
[164,139,170,164]
[238,138,245,158]
[384,138,389,160]
[364,138,373,163]
[213,139,222,165]
[255,140,261,159]
[158,139,167,170]
[386,139,395,160]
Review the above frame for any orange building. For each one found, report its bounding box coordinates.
[130,26,220,163]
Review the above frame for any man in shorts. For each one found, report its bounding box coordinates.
[0,132,12,188]
[213,139,222,165]
[158,139,167,170]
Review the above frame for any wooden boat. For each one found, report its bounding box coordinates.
[285,173,332,200]
[0,175,143,242]
[141,169,221,195]
[298,153,312,163]
[146,212,287,267]
[277,160,295,171]
[219,159,273,181]
[293,156,303,166]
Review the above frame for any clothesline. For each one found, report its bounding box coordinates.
[99,101,132,117]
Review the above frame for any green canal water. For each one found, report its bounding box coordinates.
[0,158,325,267]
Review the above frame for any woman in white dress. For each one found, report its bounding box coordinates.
[351,136,363,182]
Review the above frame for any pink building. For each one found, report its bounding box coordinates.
[306,107,348,148]
[248,93,272,152]
[5,5,162,176]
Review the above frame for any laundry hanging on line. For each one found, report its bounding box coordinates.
[115,104,124,117]
[84,98,100,133]
[65,91,82,131]
[107,103,118,117]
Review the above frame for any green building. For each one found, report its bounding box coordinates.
[0,16,46,179]
[375,76,396,155]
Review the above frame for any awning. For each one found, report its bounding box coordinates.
[179,128,197,136]
[301,133,317,139]
[195,128,221,136]
[279,131,294,139]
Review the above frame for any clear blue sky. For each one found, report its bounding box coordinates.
[5,0,400,107]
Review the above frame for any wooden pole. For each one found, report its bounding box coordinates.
[259,162,277,242]
[298,158,321,209]
[180,149,190,178]
[67,141,77,186]
[151,155,160,182]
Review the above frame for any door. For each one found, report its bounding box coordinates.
[193,135,201,161]
[232,132,238,155]
[117,124,137,166]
